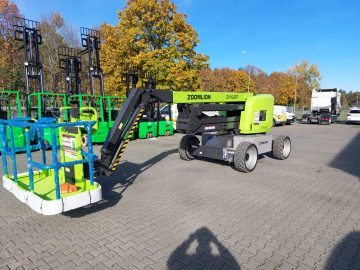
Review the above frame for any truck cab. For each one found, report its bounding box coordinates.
[302,89,341,124]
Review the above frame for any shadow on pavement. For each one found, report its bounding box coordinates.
[325,231,360,270]
[167,227,240,270]
[64,148,178,218]
[329,131,360,178]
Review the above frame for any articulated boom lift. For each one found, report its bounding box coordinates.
[98,89,291,176]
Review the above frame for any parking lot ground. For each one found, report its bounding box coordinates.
[0,124,359,270]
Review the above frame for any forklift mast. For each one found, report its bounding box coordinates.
[13,17,44,115]
[58,46,82,96]
[98,89,272,176]
[121,65,139,97]
[80,27,104,97]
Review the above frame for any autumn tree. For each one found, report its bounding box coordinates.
[241,65,270,94]
[0,0,23,90]
[266,72,296,105]
[288,60,321,105]
[200,68,252,92]
[100,0,208,94]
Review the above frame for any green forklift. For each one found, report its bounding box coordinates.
[67,94,126,144]
[0,90,26,151]
[28,92,68,146]
[133,71,174,139]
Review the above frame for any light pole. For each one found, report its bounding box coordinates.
[290,66,298,114]
[294,73,298,114]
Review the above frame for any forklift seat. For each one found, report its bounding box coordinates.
[0,109,7,120]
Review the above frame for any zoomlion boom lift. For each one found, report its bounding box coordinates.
[97,89,291,176]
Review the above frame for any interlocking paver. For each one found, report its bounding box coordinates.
[0,124,359,270]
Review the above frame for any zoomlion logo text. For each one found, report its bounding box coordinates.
[187,94,211,100]
[259,141,268,145]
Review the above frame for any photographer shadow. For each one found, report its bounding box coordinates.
[167,227,240,270]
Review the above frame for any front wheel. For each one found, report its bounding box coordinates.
[179,135,200,161]
[273,136,291,160]
[234,142,258,172]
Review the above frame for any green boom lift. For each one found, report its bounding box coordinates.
[97,89,291,176]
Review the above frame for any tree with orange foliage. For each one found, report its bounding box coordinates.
[200,68,253,92]
[0,0,23,90]
[100,0,208,94]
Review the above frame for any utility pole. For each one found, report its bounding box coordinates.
[294,73,298,114]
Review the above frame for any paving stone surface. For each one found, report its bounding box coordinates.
[0,124,359,269]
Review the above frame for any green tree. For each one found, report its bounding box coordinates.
[100,0,208,94]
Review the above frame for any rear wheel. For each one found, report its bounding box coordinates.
[273,136,291,160]
[179,135,200,161]
[234,142,258,172]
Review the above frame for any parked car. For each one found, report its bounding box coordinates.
[273,105,287,126]
[286,111,296,125]
[346,108,360,124]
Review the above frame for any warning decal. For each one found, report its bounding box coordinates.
[62,134,77,159]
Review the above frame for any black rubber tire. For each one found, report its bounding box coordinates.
[179,135,200,161]
[82,136,88,147]
[273,120,276,127]
[234,142,258,173]
[273,136,291,160]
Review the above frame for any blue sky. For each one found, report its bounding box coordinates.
[13,0,360,91]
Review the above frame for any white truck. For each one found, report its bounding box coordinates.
[301,88,341,124]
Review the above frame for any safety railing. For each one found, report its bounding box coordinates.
[0,118,97,200]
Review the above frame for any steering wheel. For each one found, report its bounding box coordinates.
[80,107,99,132]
